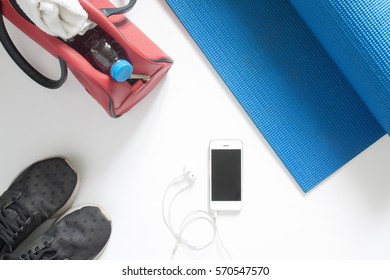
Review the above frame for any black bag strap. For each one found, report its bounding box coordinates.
[0,1,67,89]
[101,0,137,17]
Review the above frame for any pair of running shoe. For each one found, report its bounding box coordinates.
[0,157,111,260]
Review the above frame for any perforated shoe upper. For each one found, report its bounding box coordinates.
[1,205,112,260]
[0,157,79,256]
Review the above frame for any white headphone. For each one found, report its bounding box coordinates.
[162,166,231,259]
[172,166,197,184]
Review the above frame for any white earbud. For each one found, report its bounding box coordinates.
[171,166,197,185]
[187,171,197,182]
[183,166,197,182]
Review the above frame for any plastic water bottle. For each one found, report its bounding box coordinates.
[68,26,133,82]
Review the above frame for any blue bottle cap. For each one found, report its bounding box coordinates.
[110,59,133,82]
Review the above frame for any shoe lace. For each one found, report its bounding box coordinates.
[20,241,59,260]
[0,198,33,247]
[0,240,59,260]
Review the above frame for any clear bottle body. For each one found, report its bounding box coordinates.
[68,26,132,82]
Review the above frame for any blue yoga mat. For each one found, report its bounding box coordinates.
[290,0,390,134]
[166,0,388,192]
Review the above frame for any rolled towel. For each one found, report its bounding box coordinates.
[16,0,95,40]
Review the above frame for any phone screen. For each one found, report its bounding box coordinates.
[211,149,241,201]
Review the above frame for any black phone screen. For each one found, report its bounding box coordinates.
[211,149,241,201]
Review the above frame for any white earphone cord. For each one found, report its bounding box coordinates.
[162,170,232,259]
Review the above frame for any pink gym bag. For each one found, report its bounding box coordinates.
[0,0,173,117]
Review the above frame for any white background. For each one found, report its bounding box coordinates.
[0,0,389,260]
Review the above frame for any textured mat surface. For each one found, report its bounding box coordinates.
[166,0,386,192]
[290,0,390,134]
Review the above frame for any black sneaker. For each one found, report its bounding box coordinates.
[0,157,79,256]
[1,205,112,260]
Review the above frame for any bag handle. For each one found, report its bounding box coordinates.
[101,0,137,17]
[0,1,67,89]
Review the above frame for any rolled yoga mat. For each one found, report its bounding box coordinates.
[166,0,389,192]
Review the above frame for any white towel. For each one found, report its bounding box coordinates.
[16,0,95,40]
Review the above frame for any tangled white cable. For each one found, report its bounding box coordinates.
[162,167,231,259]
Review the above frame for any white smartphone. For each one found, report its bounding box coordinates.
[209,139,243,211]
